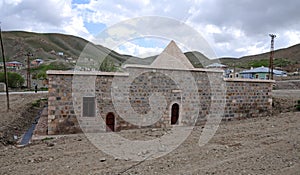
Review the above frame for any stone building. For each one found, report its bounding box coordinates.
[47,41,274,135]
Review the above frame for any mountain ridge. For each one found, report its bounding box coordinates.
[1,31,299,72]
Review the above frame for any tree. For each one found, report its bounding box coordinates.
[100,59,117,72]
[0,72,25,88]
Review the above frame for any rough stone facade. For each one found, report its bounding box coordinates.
[47,41,274,135]
[224,79,273,119]
[0,83,6,92]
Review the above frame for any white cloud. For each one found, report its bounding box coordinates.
[115,41,164,58]
[107,26,136,39]
[3,0,22,6]
[0,0,94,40]
[1,0,300,58]
[284,30,300,46]
[235,42,269,56]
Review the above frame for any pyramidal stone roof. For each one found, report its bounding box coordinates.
[150,40,194,69]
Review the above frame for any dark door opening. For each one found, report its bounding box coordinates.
[171,103,179,125]
[106,113,115,132]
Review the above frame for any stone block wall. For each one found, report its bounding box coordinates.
[224,78,273,119]
[47,70,273,135]
[48,74,80,134]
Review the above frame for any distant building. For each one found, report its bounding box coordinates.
[6,61,24,70]
[58,52,64,56]
[225,69,240,78]
[31,58,44,67]
[240,66,287,79]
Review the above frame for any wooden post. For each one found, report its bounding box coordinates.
[0,25,10,111]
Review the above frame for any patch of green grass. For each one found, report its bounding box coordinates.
[31,62,72,80]
[247,58,291,69]
[31,98,48,107]
[41,137,54,141]
[249,59,269,67]
[274,58,291,67]
[40,87,48,91]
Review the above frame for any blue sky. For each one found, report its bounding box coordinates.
[83,21,106,36]
[1,0,300,58]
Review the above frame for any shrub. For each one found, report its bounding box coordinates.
[274,58,291,67]
[100,59,117,72]
[36,72,47,80]
[0,72,25,88]
[249,59,269,68]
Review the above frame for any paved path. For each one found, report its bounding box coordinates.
[0,91,48,95]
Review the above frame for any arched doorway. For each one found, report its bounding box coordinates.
[171,103,179,125]
[106,113,115,132]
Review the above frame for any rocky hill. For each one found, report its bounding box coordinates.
[1,31,299,72]
[0,31,150,67]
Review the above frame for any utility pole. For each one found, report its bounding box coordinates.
[0,23,10,111]
[25,52,33,89]
[233,63,236,78]
[268,34,276,80]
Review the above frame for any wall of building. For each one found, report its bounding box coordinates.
[47,70,273,135]
[224,78,273,119]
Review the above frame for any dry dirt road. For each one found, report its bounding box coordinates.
[0,93,299,175]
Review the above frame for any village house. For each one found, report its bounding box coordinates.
[240,66,287,79]
[6,61,24,70]
[31,58,44,67]
[47,41,274,135]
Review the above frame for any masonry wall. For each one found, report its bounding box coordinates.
[48,74,79,134]
[47,70,273,135]
[224,79,273,119]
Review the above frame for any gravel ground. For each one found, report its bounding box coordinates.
[0,92,299,175]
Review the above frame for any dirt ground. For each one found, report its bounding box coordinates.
[0,92,299,175]
[0,93,47,145]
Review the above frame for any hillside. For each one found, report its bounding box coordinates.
[2,31,89,62]
[0,31,150,67]
[219,44,300,72]
[1,31,299,72]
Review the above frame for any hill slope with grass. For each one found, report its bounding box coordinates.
[1,31,150,67]
[219,44,300,72]
[1,31,299,72]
